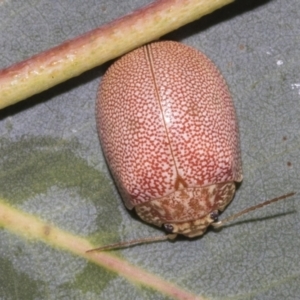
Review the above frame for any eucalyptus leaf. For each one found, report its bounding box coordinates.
[0,1,299,299]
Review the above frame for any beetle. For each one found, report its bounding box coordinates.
[96,40,243,239]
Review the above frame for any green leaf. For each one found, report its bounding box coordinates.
[0,1,299,299]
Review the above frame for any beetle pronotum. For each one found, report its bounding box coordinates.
[89,41,294,251]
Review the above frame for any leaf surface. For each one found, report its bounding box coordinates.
[0,1,299,299]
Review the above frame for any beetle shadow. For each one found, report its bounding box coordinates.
[211,210,296,233]
[163,0,273,41]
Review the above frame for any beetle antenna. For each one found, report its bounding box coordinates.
[86,192,295,252]
[86,233,177,252]
[212,192,295,229]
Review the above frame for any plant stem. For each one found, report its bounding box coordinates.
[0,0,234,110]
[0,198,205,300]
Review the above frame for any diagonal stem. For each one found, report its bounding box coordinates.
[0,0,234,109]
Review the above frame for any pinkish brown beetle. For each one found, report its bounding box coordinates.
[91,41,294,251]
